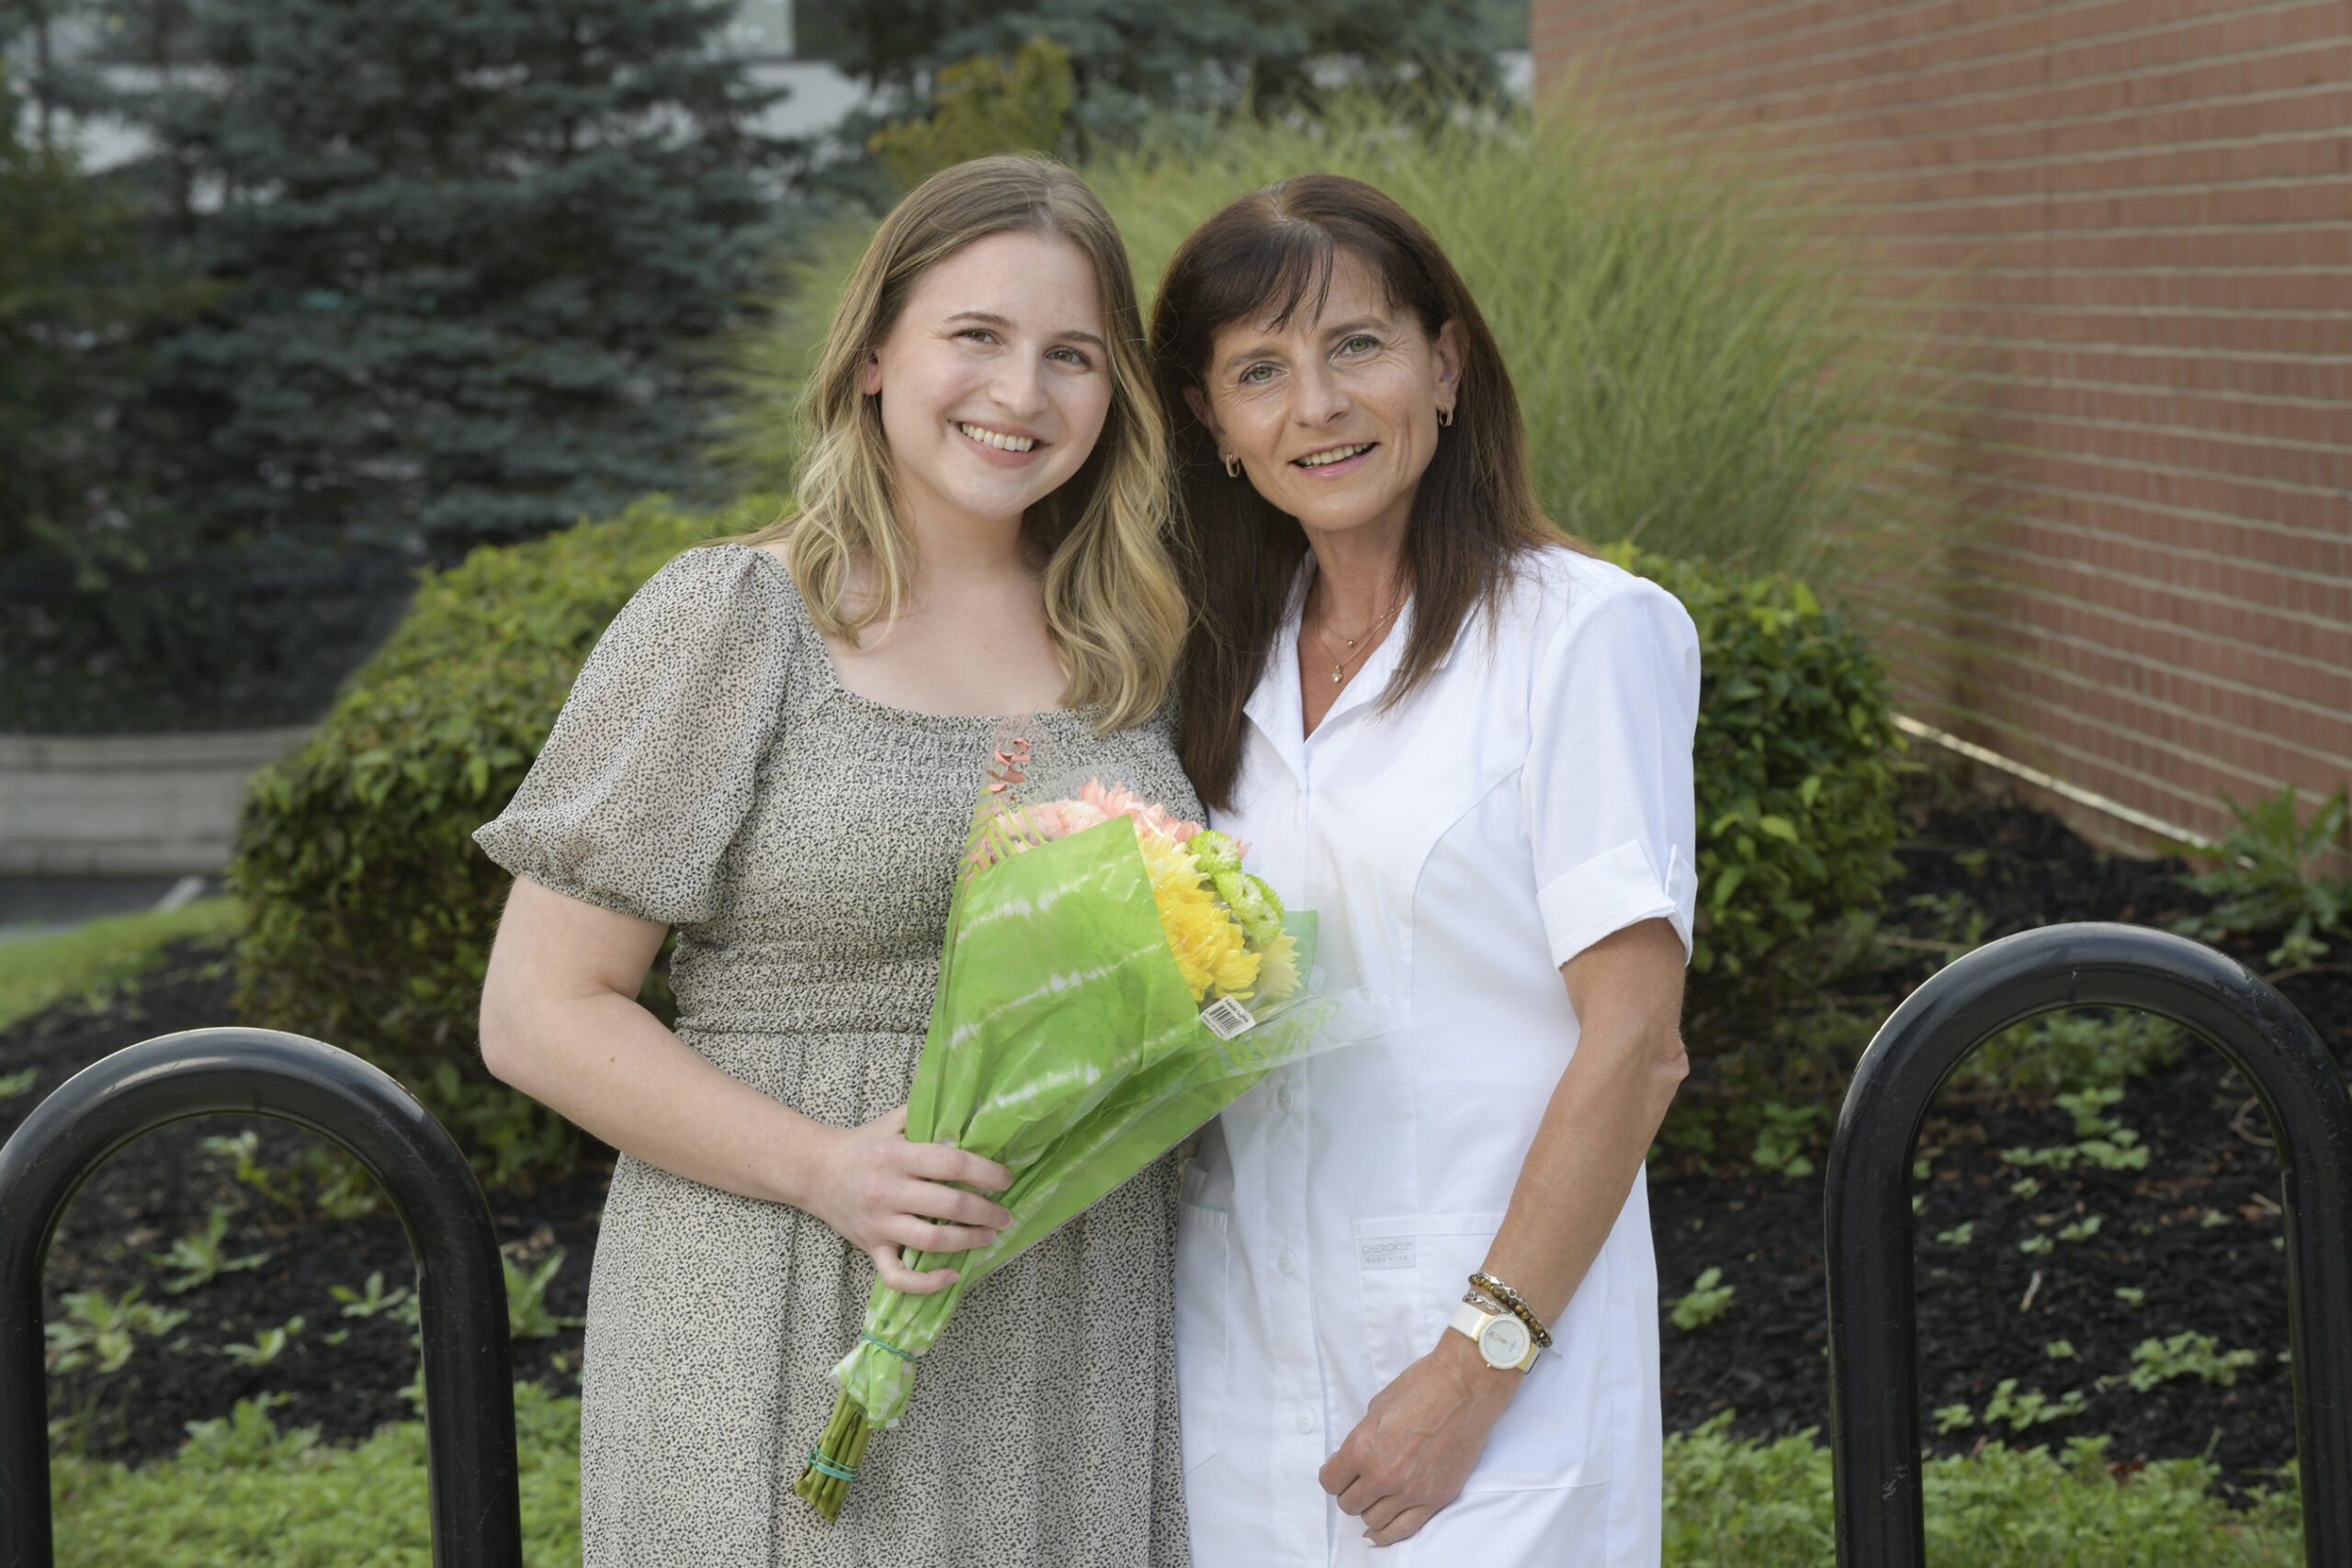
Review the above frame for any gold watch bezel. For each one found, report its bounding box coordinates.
[1450,1300,1538,1371]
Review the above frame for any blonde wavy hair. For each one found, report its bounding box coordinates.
[738,156,1185,734]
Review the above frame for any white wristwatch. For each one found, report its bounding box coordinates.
[1448,1300,1539,1372]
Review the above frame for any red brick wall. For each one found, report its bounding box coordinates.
[1532,0,2351,852]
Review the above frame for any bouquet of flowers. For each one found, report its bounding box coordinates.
[795,736,1352,1520]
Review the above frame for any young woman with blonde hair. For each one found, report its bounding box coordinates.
[474,156,1196,1567]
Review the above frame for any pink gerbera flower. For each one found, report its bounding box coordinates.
[1079,780,1204,844]
[1023,798,1112,841]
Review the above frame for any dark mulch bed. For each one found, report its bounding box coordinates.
[1653,794,2351,1493]
[0,948,602,1461]
[4,787,2345,1483]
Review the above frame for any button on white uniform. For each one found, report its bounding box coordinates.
[1295,1411,1316,1433]
[1277,1083,1295,1112]
[1278,1250,1298,1276]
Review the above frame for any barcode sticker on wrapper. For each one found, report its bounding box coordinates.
[1200,995,1258,1040]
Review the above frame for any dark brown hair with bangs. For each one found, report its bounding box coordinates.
[1151,174,1565,810]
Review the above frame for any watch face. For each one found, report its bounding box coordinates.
[1478,1315,1531,1368]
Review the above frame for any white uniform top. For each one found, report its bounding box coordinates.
[1176,545,1700,1568]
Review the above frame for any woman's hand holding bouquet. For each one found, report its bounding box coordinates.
[794,737,1360,1520]
[798,1106,1013,1293]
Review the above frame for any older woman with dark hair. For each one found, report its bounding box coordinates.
[1152,175,1698,1565]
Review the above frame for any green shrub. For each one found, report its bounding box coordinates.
[1608,547,1903,1045]
[228,496,768,1184]
[866,38,1076,190]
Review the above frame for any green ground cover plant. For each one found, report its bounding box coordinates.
[1748,1102,1827,1178]
[2125,1334,2262,1394]
[1670,1268,1736,1332]
[47,1393,2295,1567]
[198,1131,382,1221]
[221,1318,305,1369]
[1953,1009,2185,1098]
[1975,1379,2088,1432]
[50,1385,583,1568]
[1664,1415,2300,1567]
[329,1273,413,1323]
[505,1253,586,1341]
[2169,784,2351,969]
[0,898,239,1034]
[43,1290,187,1377]
[146,1207,269,1296]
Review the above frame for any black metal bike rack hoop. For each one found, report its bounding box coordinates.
[1825,923,2352,1568]
[0,1028,521,1568]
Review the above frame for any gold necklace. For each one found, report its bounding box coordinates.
[1311,594,1403,686]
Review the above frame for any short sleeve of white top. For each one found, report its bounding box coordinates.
[1175,546,1699,1568]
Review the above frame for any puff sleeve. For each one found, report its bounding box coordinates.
[472,546,795,929]
[1519,570,1702,968]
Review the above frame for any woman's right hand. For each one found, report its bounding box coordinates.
[801,1105,1015,1294]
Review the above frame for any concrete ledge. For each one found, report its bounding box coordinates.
[0,727,315,875]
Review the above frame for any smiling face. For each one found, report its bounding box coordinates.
[863,230,1114,538]
[1187,249,1463,550]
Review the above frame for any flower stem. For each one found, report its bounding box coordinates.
[794,1390,870,1522]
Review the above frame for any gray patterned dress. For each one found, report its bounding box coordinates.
[473,543,1194,1568]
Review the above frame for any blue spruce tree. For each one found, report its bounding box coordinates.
[117,0,792,551]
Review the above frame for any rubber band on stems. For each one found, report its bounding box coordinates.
[804,1449,859,1483]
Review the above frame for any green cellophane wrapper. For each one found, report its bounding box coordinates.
[795,813,1341,1519]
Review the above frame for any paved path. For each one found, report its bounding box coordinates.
[0,875,216,943]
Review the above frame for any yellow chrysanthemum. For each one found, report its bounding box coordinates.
[1252,928,1302,1007]
[1137,829,1261,1001]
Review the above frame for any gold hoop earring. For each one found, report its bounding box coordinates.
[1223,454,1242,479]
[1437,404,1455,428]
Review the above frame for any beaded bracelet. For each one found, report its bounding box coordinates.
[1469,1270,1555,1350]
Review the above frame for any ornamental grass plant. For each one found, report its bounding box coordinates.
[721,88,1959,590]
